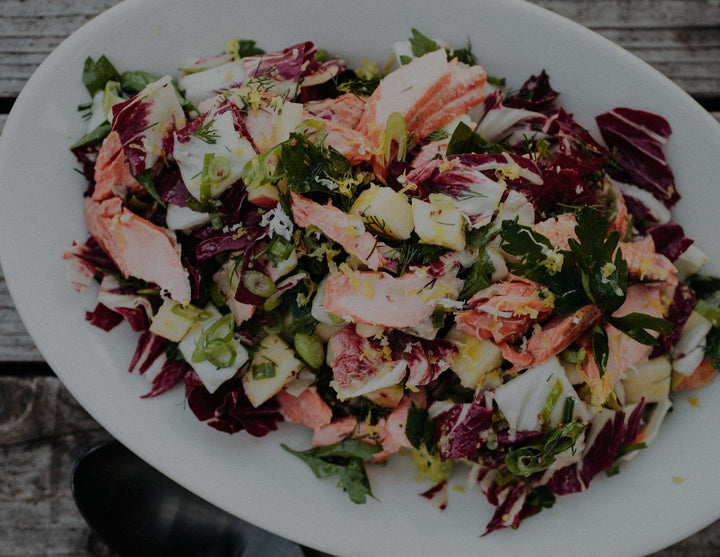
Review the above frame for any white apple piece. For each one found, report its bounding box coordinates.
[243,334,304,407]
[412,193,466,251]
[350,185,414,240]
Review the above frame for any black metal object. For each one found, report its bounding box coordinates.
[70,440,310,557]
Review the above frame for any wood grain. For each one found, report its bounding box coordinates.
[0,0,719,100]
[0,376,112,555]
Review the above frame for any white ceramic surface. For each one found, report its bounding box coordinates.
[1,1,719,555]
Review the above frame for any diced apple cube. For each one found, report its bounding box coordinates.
[178,306,249,394]
[350,185,414,240]
[247,183,281,208]
[243,334,304,407]
[445,327,502,389]
[412,194,466,251]
[150,299,198,342]
[622,356,672,404]
[364,385,405,408]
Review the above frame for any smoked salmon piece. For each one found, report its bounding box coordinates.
[303,115,373,165]
[356,49,486,175]
[290,192,388,270]
[619,236,678,284]
[323,262,462,329]
[501,304,602,370]
[84,197,191,304]
[276,386,333,429]
[304,93,367,128]
[456,276,553,344]
[92,131,144,202]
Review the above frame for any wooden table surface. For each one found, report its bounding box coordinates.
[1,1,719,555]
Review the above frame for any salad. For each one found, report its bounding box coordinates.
[65,29,720,534]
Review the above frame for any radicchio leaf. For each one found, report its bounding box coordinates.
[647,222,693,261]
[505,70,560,114]
[85,303,124,331]
[596,107,677,207]
[652,283,696,356]
[431,400,493,460]
[184,371,283,437]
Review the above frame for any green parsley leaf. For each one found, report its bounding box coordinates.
[133,168,165,206]
[458,249,495,300]
[236,39,265,57]
[70,121,111,149]
[409,28,442,58]
[608,313,672,346]
[591,324,609,378]
[405,404,437,451]
[446,121,505,156]
[120,70,160,94]
[450,37,477,66]
[504,422,586,478]
[82,55,120,97]
[282,440,381,504]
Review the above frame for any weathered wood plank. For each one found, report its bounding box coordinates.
[0,376,112,555]
[0,0,718,99]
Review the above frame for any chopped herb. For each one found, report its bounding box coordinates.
[426,129,450,142]
[459,249,495,300]
[408,28,442,58]
[487,75,506,87]
[133,168,165,206]
[406,404,438,451]
[450,37,477,66]
[252,360,277,379]
[70,121,111,149]
[446,121,504,155]
[606,442,647,477]
[540,379,563,424]
[504,422,586,478]
[82,55,120,96]
[282,440,381,504]
[190,119,219,144]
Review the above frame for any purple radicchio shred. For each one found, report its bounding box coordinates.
[623,192,661,228]
[533,167,598,214]
[647,222,693,261]
[419,480,449,511]
[72,236,119,275]
[111,94,153,175]
[389,332,457,387]
[128,331,167,375]
[596,107,678,207]
[504,70,560,114]
[141,359,188,399]
[71,143,101,193]
[433,401,493,460]
[579,400,645,486]
[194,225,267,262]
[544,108,610,178]
[652,283,696,357]
[85,303,124,331]
[244,41,318,83]
[181,254,203,301]
[234,246,273,306]
[482,482,536,536]
[112,305,150,332]
[158,165,192,207]
[184,371,283,437]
